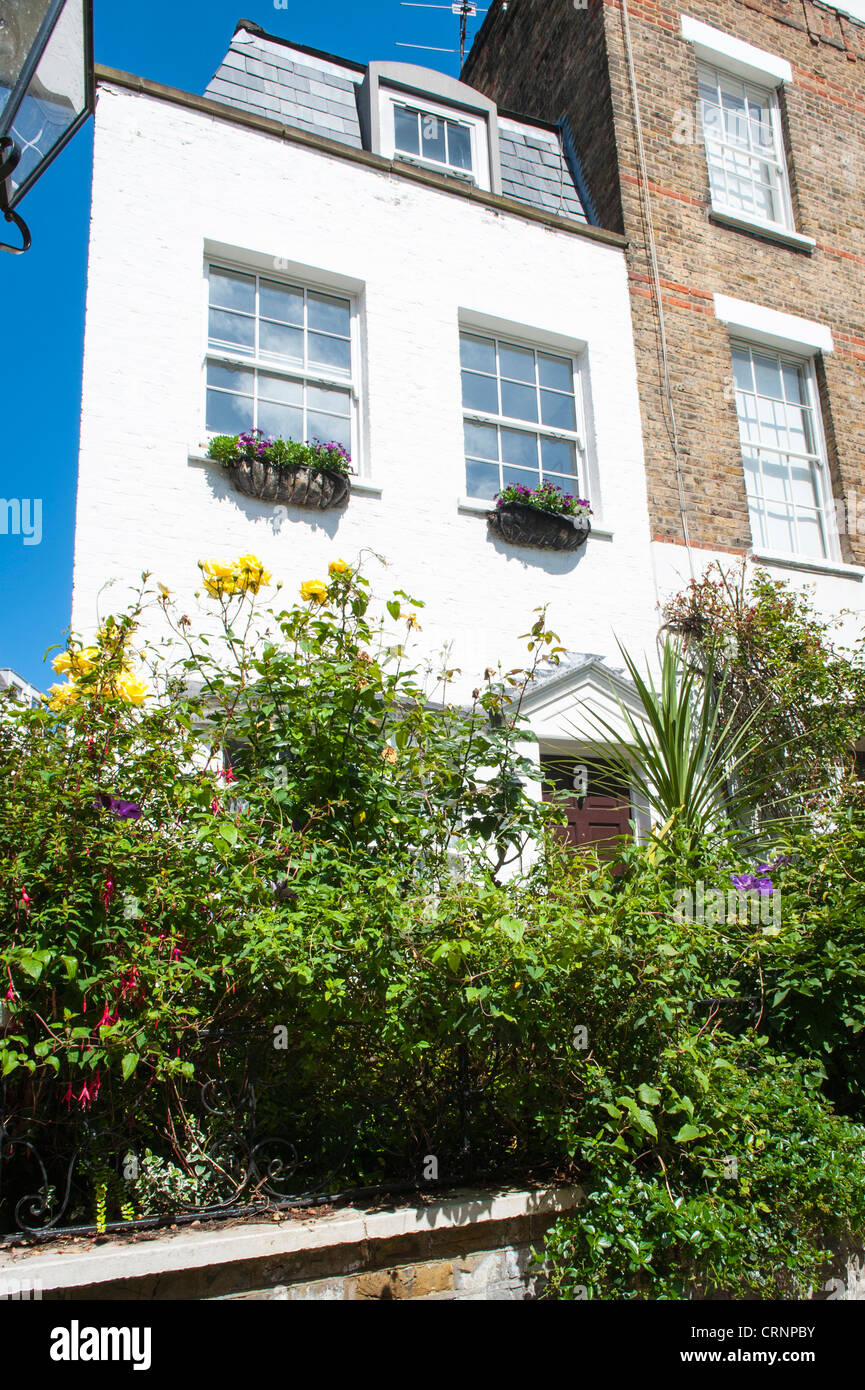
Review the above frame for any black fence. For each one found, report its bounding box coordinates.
[0,1026,549,1242]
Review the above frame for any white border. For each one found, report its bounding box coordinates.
[680,15,792,85]
[713,294,834,355]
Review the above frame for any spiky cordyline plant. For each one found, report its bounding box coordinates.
[570,637,770,858]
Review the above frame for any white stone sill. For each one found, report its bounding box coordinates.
[0,1185,582,1293]
[458,496,613,539]
[708,210,816,253]
[188,452,383,497]
[751,550,864,582]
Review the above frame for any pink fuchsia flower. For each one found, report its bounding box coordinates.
[170,947,181,962]
[78,1082,92,1111]
[101,879,115,910]
[120,967,140,1000]
[219,765,236,784]
[21,888,32,909]
[211,798,221,815]
[63,1083,74,1111]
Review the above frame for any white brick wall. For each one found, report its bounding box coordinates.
[72,84,658,702]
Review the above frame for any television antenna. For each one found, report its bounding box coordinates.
[397,3,489,68]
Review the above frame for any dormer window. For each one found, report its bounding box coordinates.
[358,62,501,195]
[392,102,474,177]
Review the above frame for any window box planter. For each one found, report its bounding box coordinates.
[208,432,353,510]
[487,502,591,552]
[227,458,350,510]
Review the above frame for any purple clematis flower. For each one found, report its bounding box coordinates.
[95,793,142,820]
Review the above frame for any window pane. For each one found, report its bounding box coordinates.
[501,428,538,469]
[540,389,577,430]
[732,348,753,393]
[541,436,577,478]
[207,362,254,393]
[460,334,496,374]
[464,421,498,461]
[209,308,255,353]
[259,401,303,440]
[499,343,535,384]
[502,465,539,489]
[209,268,255,313]
[796,513,825,559]
[538,353,573,392]
[260,320,304,363]
[308,292,351,338]
[258,373,303,405]
[465,459,500,499]
[447,121,472,171]
[207,389,253,435]
[260,281,303,326]
[501,380,538,422]
[421,112,447,163]
[308,412,351,451]
[394,105,419,155]
[754,354,783,399]
[781,362,805,405]
[308,332,352,374]
[308,384,351,417]
[462,370,499,414]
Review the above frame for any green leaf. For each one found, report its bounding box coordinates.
[637,1083,661,1107]
[673,1123,703,1143]
[121,1053,140,1080]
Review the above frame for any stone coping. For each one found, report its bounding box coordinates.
[0,1186,582,1296]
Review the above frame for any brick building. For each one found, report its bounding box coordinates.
[463,0,865,619]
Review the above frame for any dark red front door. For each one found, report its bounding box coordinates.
[541,759,632,857]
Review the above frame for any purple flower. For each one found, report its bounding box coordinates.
[95,792,142,820]
[731,870,774,895]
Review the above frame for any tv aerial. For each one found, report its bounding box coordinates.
[397,2,490,69]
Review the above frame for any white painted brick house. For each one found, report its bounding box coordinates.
[72,20,661,844]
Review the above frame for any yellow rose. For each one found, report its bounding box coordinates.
[236,554,272,594]
[53,645,99,677]
[300,580,328,604]
[199,559,240,597]
[328,559,350,577]
[118,675,149,706]
[46,682,79,712]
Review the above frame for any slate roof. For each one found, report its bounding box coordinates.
[205,23,590,224]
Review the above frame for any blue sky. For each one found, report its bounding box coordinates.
[0,0,468,689]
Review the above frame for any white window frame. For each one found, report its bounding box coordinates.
[203,261,361,465]
[378,87,490,190]
[730,339,839,563]
[697,60,795,235]
[459,327,588,505]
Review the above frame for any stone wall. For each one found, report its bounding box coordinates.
[0,1188,579,1303]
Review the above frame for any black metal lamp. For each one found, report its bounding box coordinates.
[0,0,94,253]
